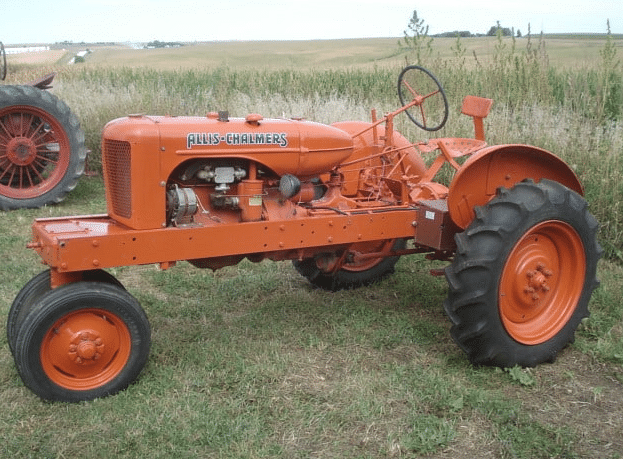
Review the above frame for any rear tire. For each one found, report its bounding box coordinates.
[0,85,86,210]
[13,282,150,402]
[294,239,405,291]
[444,179,601,367]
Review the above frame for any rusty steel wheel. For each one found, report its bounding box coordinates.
[13,282,150,402]
[444,179,601,368]
[293,239,406,291]
[0,85,86,210]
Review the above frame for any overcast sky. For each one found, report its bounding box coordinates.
[3,0,621,45]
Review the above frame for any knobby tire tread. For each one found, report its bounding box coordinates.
[443,179,601,367]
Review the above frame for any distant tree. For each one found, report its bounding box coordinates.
[487,22,513,37]
[435,31,473,38]
[146,40,183,49]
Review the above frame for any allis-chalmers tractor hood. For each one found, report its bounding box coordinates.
[102,112,354,178]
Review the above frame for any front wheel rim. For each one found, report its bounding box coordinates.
[40,308,132,391]
[499,221,586,345]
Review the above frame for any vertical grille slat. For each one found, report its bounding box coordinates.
[103,139,132,218]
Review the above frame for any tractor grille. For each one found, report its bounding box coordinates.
[103,139,132,218]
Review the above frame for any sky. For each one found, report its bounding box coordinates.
[2,0,621,45]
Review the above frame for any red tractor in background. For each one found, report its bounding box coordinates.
[0,41,87,210]
[7,66,601,402]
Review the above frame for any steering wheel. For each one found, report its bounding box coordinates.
[397,65,449,131]
[1,42,6,81]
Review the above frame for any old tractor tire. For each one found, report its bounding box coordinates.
[444,179,601,368]
[13,281,150,402]
[294,239,406,291]
[0,85,86,210]
[6,269,125,356]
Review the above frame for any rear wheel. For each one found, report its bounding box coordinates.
[294,239,405,291]
[444,179,601,367]
[0,85,86,210]
[13,282,150,402]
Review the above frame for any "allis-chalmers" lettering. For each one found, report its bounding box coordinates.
[187,132,288,149]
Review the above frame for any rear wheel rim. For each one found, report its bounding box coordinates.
[0,105,71,199]
[40,308,132,391]
[342,240,394,272]
[499,221,585,345]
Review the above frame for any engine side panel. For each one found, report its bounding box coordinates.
[101,114,354,230]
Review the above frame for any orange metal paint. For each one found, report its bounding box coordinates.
[40,308,132,390]
[460,95,493,141]
[30,209,418,274]
[447,145,583,229]
[499,221,585,345]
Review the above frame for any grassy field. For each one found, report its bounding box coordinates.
[1,35,623,458]
[6,35,623,71]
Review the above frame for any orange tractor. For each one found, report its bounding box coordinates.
[7,66,601,402]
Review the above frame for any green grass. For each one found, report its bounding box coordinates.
[1,35,623,458]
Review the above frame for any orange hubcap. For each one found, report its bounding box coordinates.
[40,309,131,391]
[499,221,585,345]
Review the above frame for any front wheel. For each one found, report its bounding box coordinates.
[7,269,125,356]
[13,282,150,402]
[444,179,601,367]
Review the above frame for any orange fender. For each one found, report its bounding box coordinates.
[447,144,583,229]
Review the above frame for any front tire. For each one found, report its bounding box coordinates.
[13,282,150,402]
[7,269,125,356]
[444,179,601,367]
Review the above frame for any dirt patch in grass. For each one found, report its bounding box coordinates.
[504,349,623,458]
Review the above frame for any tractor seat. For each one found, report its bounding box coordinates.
[416,95,493,169]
